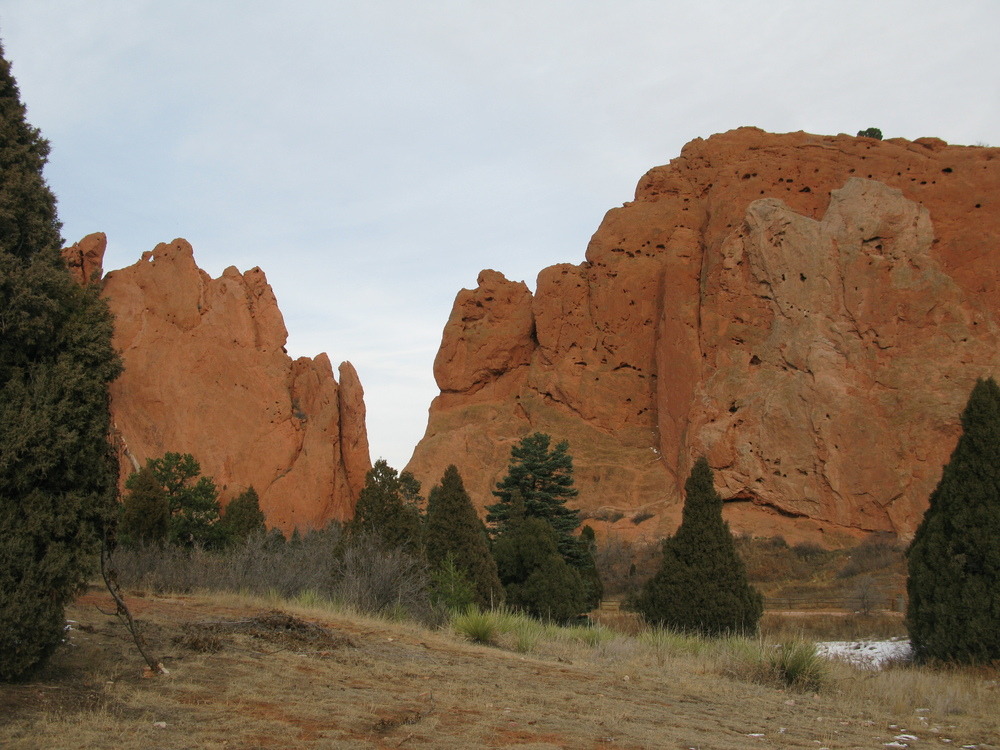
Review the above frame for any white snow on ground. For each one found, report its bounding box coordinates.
[815,638,912,669]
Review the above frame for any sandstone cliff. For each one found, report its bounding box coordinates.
[407,128,1000,544]
[72,235,370,532]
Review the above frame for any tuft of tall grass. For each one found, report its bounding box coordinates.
[452,607,499,645]
[769,640,827,691]
[719,638,827,692]
[548,623,615,648]
[639,627,711,663]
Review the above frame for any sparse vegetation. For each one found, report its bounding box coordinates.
[857,127,883,140]
[108,525,440,625]
[5,587,997,749]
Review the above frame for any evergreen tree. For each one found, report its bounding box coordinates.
[425,465,502,607]
[118,466,169,546]
[493,506,587,622]
[487,433,581,560]
[428,556,478,611]
[0,41,62,261]
[219,486,266,544]
[126,453,225,549]
[576,524,604,610]
[0,41,120,681]
[907,377,1000,663]
[635,458,762,636]
[347,459,422,554]
[487,433,601,610]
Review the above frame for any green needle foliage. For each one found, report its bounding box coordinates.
[487,433,598,615]
[0,41,120,681]
[425,465,503,608]
[0,43,62,260]
[118,466,169,546]
[123,453,225,549]
[487,433,580,551]
[492,501,587,623]
[907,377,1000,663]
[635,457,762,636]
[219,486,266,544]
[347,459,423,554]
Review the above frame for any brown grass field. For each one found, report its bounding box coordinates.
[1,588,998,749]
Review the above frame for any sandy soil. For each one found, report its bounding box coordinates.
[1,589,998,749]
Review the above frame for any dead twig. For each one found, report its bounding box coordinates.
[100,541,169,676]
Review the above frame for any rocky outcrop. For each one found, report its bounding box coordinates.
[408,129,1000,544]
[91,236,369,532]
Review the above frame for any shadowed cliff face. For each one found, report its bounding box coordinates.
[72,235,370,533]
[408,128,1000,545]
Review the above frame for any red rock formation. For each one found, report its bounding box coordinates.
[61,232,107,284]
[408,129,1000,545]
[91,236,369,532]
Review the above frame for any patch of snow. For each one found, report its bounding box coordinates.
[815,638,911,669]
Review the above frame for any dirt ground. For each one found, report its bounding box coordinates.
[1,589,998,749]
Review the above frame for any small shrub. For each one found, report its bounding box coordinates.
[791,541,826,560]
[770,640,827,691]
[639,627,709,663]
[556,623,614,648]
[720,638,827,692]
[453,607,498,645]
[332,534,434,623]
[631,512,655,525]
[857,127,883,140]
[429,557,478,612]
[837,533,902,579]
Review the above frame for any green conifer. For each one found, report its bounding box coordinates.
[347,459,422,554]
[118,466,169,546]
[0,42,62,260]
[493,510,587,622]
[907,377,1000,663]
[487,433,585,558]
[0,41,120,681]
[219,486,266,544]
[635,458,762,636]
[425,465,503,607]
[126,453,224,549]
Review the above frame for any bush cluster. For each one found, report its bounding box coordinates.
[110,525,441,625]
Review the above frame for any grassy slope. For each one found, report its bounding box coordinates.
[2,589,998,749]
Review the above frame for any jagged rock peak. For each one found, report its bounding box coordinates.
[84,234,370,531]
[408,128,1000,545]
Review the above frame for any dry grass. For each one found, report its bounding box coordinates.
[2,588,999,749]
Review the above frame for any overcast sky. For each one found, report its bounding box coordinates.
[2,1,997,470]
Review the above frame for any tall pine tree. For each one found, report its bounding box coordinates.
[0,40,121,681]
[486,433,600,608]
[347,459,422,554]
[635,458,762,636]
[907,377,1000,663]
[487,433,580,559]
[425,465,502,607]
